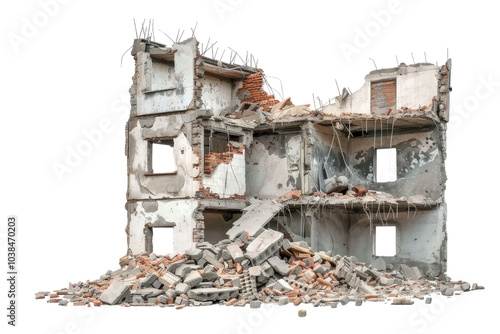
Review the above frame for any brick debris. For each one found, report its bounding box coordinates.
[35,228,484,308]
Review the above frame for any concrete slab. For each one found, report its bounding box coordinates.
[187,287,240,301]
[100,279,132,305]
[226,199,284,240]
[266,256,290,276]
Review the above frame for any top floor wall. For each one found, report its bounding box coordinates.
[322,62,450,120]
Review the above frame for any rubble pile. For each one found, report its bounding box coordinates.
[35,228,483,309]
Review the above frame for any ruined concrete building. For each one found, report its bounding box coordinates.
[125,36,452,279]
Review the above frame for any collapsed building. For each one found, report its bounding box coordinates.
[125,36,452,279]
[37,36,487,309]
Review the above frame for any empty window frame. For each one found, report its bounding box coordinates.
[204,131,240,154]
[151,227,174,255]
[375,148,397,182]
[371,79,396,115]
[374,226,397,256]
[146,138,177,175]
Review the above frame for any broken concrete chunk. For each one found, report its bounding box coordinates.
[158,272,181,288]
[250,300,262,308]
[227,244,245,263]
[340,296,350,305]
[187,287,240,301]
[372,258,387,271]
[175,283,191,295]
[266,256,290,276]
[202,250,223,269]
[399,264,422,280]
[185,248,203,262]
[175,264,201,278]
[274,279,293,292]
[100,279,132,305]
[249,266,262,278]
[184,271,203,288]
[165,289,177,298]
[221,249,232,261]
[166,259,186,273]
[132,295,144,304]
[278,297,289,306]
[140,274,158,287]
[245,229,284,265]
[201,271,218,282]
[313,264,329,276]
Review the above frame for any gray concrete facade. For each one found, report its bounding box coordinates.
[125,36,452,278]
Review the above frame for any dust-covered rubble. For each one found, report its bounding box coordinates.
[35,229,483,309]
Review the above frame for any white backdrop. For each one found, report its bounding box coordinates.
[1,0,498,333]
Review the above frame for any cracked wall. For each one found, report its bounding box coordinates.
[348,128,445,200]
[126,199,199,254]
[135,38,197,115]
[127,114,200,200]
[246,133,301,198]
[322,63,441,117]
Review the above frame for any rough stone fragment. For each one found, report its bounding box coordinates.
[245,229,284,265]
[278,297,289,306]
[340,296,350,306]
[187,287,240,301]
[175,283,191,295]
[184,271,203,288]
[132,295,144,304]
[202,250,222,268]
[372,258,387,271]
[140,274,158,287]
[250,300,262,308]
[298,309,307,317]
[400,264,421,280]
[249,266,262,278]
[227,244,245,263]
[158,272,181,288]
[100,279,131,305]
[165,289,177,298]
[266,256,290,276]
[186,248,203,262]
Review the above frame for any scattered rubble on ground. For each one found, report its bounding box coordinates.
[35,229,483,309]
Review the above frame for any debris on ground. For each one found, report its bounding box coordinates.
[35,229,484,308]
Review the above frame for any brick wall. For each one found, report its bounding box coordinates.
[238,73,282,112]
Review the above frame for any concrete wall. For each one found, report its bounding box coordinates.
[200,74,238,116]
[348,206,446,275]
[126,199,199,254]
[307,205,446,275]
[308,124,348,193]
[127,115,200,200]
[311,210,349,255]
[203,150,246,197]
[348,128,444,200]
[321,63,440,116]
[136,38,197,115]
[246,133,301,198]
[151,60,176,91]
